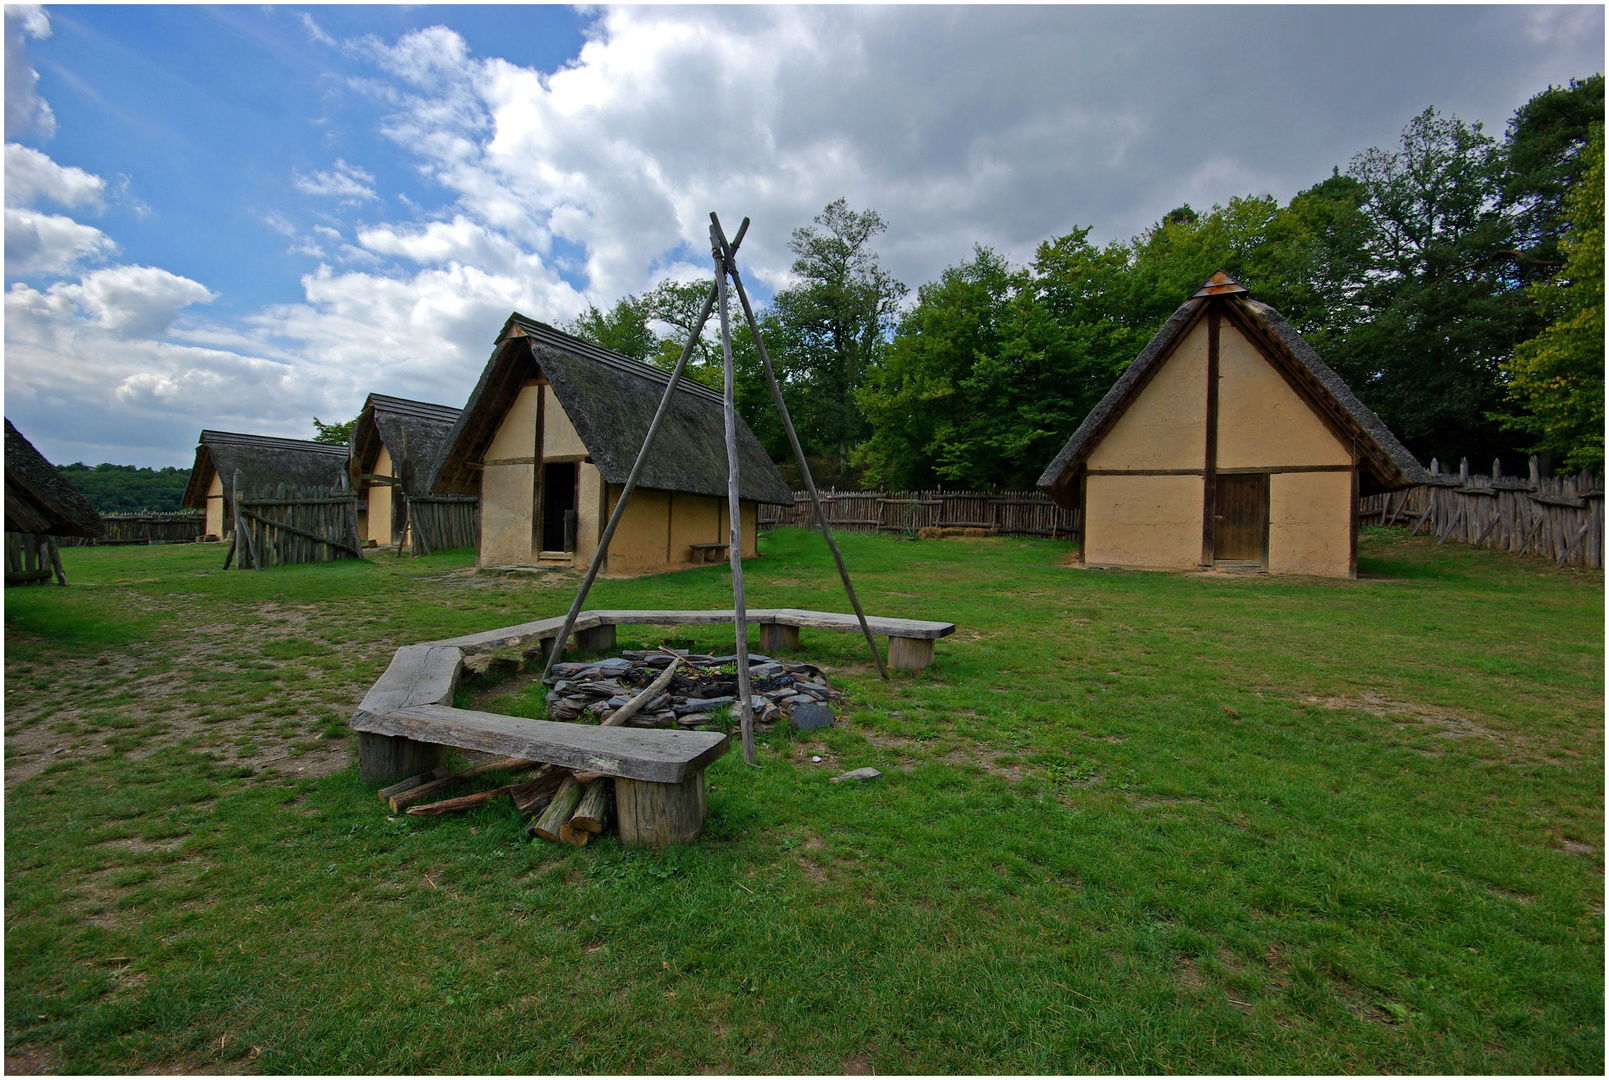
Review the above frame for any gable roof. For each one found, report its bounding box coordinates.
[181,430,350,509]
[4,418,105,537]
[432,313,794,505]
[350,394,463,494]
[1037,272,1428,502]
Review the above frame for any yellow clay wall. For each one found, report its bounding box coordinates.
[1217,323,1351,469]
[1087,320,1208,471]
[206,471,224,537]
[1268,471,1354,577]
[1083,474,1203,569]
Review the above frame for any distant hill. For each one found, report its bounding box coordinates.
[56,462,192,513]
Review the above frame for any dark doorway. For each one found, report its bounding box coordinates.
[542,462,578,552]
[1214,474,1268,564]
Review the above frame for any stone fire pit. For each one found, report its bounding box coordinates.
[545,650,842,731]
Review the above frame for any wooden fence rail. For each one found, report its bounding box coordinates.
[228,474,363,569]
[758,488,1082,540]
[60,511,205,546]
[407,495,479,557]
[1359,457,1603,569]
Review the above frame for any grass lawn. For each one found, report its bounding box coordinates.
[4,527,1602,1073]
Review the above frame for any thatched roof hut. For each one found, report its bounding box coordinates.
[432,313,793,575]
[4,418,105,538]
[349,394,463,546]
[1038,272,1427,577]
[180,430,350,539]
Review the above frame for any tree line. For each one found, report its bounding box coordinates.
[571,76,1603,490]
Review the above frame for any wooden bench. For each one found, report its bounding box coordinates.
[352,641,728,844]
[688,542,729,564]
[427,608,956,671]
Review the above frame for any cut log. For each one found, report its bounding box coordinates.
[531,776,584,842]
[616,771,706,845]
[568,778,613,834]
[601,657,681,728]
[406,776,555,817]
[377,767,452,801]
[388,757,542,812]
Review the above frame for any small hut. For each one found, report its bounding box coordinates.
[1038,272,1427,578]
[181,430,350,539]
[5,418,105,584]
[348,394,465,548]
[431,313,795,576]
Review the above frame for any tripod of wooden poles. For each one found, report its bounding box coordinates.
[538,212,889,766]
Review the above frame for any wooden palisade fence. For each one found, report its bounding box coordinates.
[759,488,1081,540]
[1359,456,1603,569]
[227,470,363,569]
[406,494,479,557]
[60,510,205,546]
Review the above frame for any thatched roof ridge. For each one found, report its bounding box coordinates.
[181,430,349,508]
[4,418,105,537]
[433,314,793,505]
[351,394,462,495]
[1037,274,1428,501]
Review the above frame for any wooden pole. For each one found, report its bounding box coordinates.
[713,213,890,680]
[711,220,757,767]
[537,224,751,685]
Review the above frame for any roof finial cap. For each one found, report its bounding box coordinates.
[1191,270,1249,298]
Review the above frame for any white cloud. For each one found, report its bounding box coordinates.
[299,12,336,48]
[355,215,527,273]
[5,207,115,275]
[47,264,216,338]
[293,158,378,201]
[5,143,106,209]
[4,5,55,140]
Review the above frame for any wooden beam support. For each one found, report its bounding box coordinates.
[1200,306,1220,567]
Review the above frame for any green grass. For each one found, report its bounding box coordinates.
[4,529,1602,1073]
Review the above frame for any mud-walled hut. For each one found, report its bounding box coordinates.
[431,313,794,575]
[181,431,351,540]
[348,394,464,548]
[1038,272,1427,578]
[5,418,104,540]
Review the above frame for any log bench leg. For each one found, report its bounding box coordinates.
[615,770,707,845]
[575,623,617,653]
[887,636,936,671]
[758,623,800,654]
[359,732,449,787]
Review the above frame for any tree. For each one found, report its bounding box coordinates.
[1501,122,1605,471]
[1326,107,1533,467]
[1503,75,1605,280]
[57,462,190,512]
[311,416,356,445]
[770,199,907,475]
[564,295,657,361]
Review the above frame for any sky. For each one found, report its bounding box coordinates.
[4,4,1603,468]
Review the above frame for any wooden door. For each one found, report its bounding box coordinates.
[1214,474,1267,563]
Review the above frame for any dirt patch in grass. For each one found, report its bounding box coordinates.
[840,1051,874,1075]
[1175,956,1207,993]
[4,603,386,792]
[5,1047,60,1075]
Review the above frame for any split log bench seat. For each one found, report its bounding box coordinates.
[687,542,729,564]
[426,607,955,671]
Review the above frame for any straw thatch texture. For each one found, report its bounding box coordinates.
[4,418,105,537]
